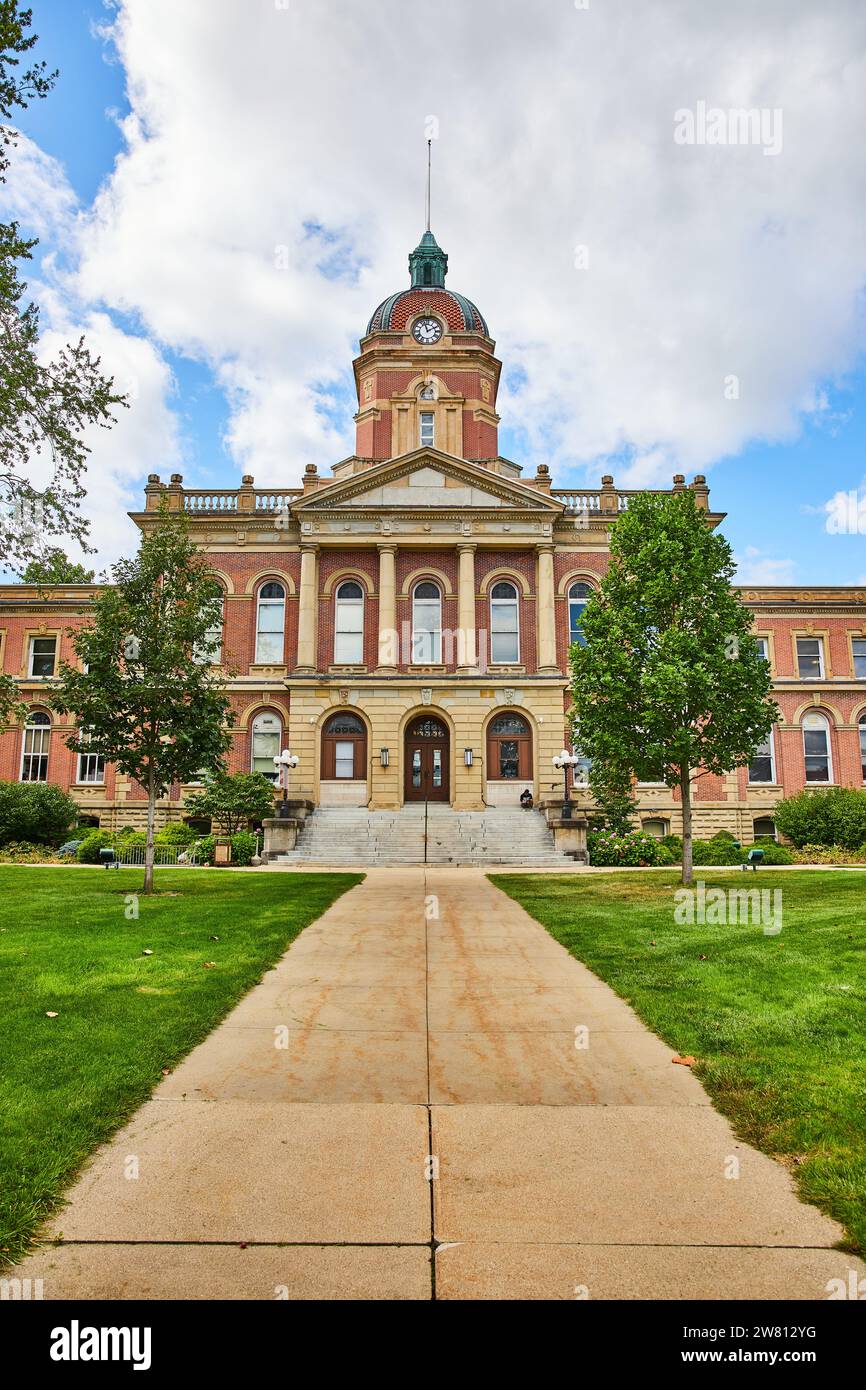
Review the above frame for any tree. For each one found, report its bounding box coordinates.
[582,755,638,836]
[22,547,95,584]
[0,779,78,846]
[1,3,125,578]
[184,771,277,836]
[51,511,234,894]
[569,490,778,884]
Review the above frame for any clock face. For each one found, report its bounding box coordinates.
[412,317,443,345]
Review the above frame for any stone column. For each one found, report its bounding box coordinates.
[536,544,558,672]
[457,544,477,670]
[295,544,319,671]
[377,544,398,670]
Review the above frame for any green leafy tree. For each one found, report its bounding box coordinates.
[0,2,125,576]
[22,547,95,584]
[569,490,778,884]
[582,755,638,836]
[0,779,78,845]
[51,512,234,894]
[184,771,276,836]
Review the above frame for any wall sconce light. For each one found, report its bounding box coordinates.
[379,747,390,768]
[464,748,473,767]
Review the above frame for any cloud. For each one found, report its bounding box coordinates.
[734,546,796,585]
[8,0,866,520]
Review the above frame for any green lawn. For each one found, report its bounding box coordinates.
[0,866,361,1266]
[492,869,866,1254]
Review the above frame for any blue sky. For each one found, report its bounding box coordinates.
[8,0,866,581]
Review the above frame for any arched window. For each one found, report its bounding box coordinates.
[334,581,364,664]
[21,710,51,782]
[802,712,832,783]
[748,728,776,784]
[194,584,224,664]
[490,581,519,664]
[321,711,367,780]
[255,582,285,664]
[753,817,777,841]
[568,582,591,647]
[859,712,866,783]
[412,581,441,663]
[642,818,669,840]
[251,711,282,782]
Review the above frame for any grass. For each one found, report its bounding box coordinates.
[491,869,866,1254]
[0,865,362,1266]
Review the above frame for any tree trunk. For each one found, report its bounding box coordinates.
[144,766,156,896]
[681,763,693,886]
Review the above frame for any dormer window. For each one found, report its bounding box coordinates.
[419,411,435,447]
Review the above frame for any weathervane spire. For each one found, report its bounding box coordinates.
[425,138,431,232]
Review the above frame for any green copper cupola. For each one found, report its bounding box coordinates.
[408,230,448,288]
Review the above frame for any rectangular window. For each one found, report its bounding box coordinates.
[419,411,434,447]
[334,741,355,779]
[29,636,57,678]
[748,734,775,784]
[853,638,866,678]
[194,625,222,665]
[490,602,519,663]
[804,730,830,782]
[754,636,769,663]
[77,749,105,785]
[334,610,363,664]
[796,637,824,679]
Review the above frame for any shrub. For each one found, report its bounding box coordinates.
[660,834,683,857]
[0,841,63,863]
[587,829,663,866]
[193,835,216,865]
[230,830,258,866]
[76,830,116,863]
[0,781,80,847]
[791,843,866,866]
[774,787,866,851]
[155,822,197,846]
[691,838,746,865]
[710,829,737,843]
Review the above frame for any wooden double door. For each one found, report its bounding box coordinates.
[404,716,449,802]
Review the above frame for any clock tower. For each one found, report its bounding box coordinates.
[351,227,502,466]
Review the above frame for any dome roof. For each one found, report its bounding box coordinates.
[365,229,489,337]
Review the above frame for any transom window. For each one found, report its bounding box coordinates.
[251,711,282,782]
[797,637,824,679]
[334,581,364,664]
[802,711,832,783]
[412,581,442,663]
[21,710,51,782]
[255,582,285,664]
[419,411,435,447]
[853,638,866,678]
[748,729,776,784]
[28,635,57,678]
[568,583,591,647]
[490,582,519,663]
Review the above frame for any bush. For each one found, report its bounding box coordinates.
[0,840,63,863]
[791,843,866,866]
[749,841,794,865]
[155,821,197,846]
[76,829,116,863]
[774,787,866,851]
[193,835,216,865]
[587,829,663,866]
[710,829,737,843]
[660,834,683,857]
[230,830,258,866]
[0,781,80,847]
[691,838,746,865]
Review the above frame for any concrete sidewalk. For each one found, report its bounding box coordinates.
[13,867,864,1300]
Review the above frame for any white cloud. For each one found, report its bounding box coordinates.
[8,0,866,523]
[734,546,796,585]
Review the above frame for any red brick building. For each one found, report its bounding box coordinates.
[2,228,865,838]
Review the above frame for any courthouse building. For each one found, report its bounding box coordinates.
[2,227,866,844]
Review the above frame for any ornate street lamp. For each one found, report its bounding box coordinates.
[273,748,300,818]
[552,748,581,821]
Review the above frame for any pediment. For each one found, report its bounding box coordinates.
[292,448,563,514]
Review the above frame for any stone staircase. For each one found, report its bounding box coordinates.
[279,804,576,867]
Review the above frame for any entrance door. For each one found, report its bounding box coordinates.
[404,716,449,802]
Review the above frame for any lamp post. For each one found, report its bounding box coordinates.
[273,749,299,818]
[552,748,581,821]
